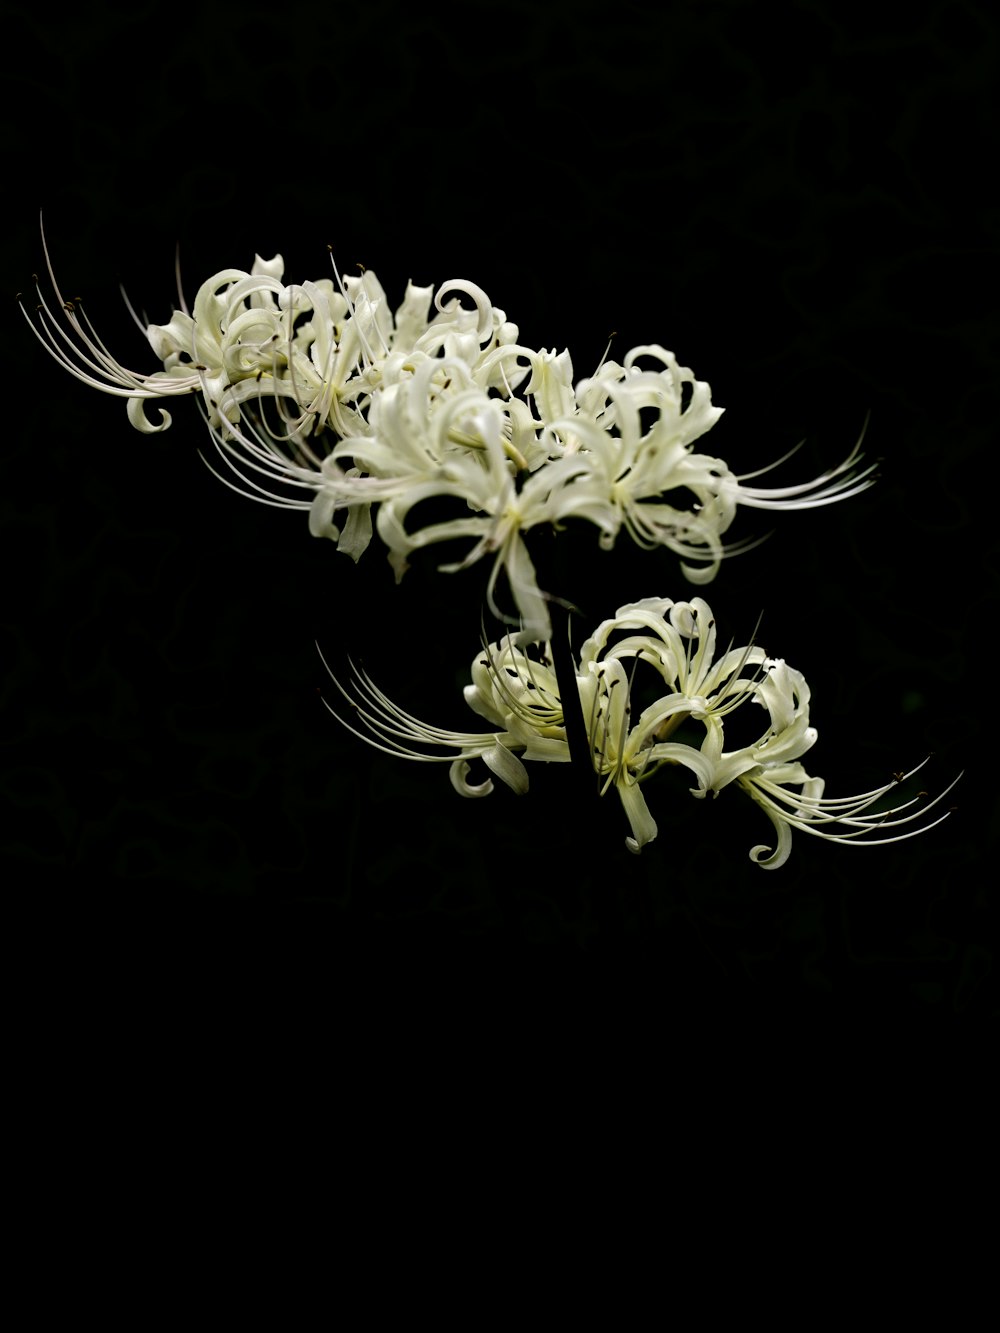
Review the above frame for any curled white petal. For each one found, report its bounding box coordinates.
[449,760,494,798]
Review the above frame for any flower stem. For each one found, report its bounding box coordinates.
[548,599,594,789]
[547,597,636,956]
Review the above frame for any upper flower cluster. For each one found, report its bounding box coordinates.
[321,596,959,867]
[22,225,875,643]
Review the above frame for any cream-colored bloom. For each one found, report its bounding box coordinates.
[321,596,959,864]
[573,597,772,849]
[24,221,876,640]
[540,346,876,582]
[317,636,566,799]
[21,221,529,438]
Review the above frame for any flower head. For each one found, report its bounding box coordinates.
[320,597,959,865]
[24,219,877,643]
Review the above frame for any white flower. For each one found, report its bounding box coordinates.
[574,596,773,850]
[317,636,567,799]
[320,596,960,864]
[22,220,529,439]
[23,219,876,639]
[541,345,877,581]
[205,337,620,642]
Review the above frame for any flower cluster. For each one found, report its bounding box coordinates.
[22,226,874,643]
[321,597,958,867]
[22,218,957,871]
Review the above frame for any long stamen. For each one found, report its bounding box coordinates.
[736,416,878,510]
[747,762,962,844]
[326,245,377,367]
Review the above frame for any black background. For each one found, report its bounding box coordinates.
[3,0,997,1040]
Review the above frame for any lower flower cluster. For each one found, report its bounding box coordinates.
[321,596,959,868]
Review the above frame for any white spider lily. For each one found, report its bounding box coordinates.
[648,634,962,868]
[319,596,959,864]
[23,221,877,635]
[208,355,608,642]
[573,596,772,849]
[22,220,527,438]
[543,346,877,580]
[317,638,567,799]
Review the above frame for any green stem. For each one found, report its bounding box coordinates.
[546,597,632,953]
[547,599,593,791]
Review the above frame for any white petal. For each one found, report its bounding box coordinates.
[482,743,530,795]
[619,779,659,854]
[449,759,494,798]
